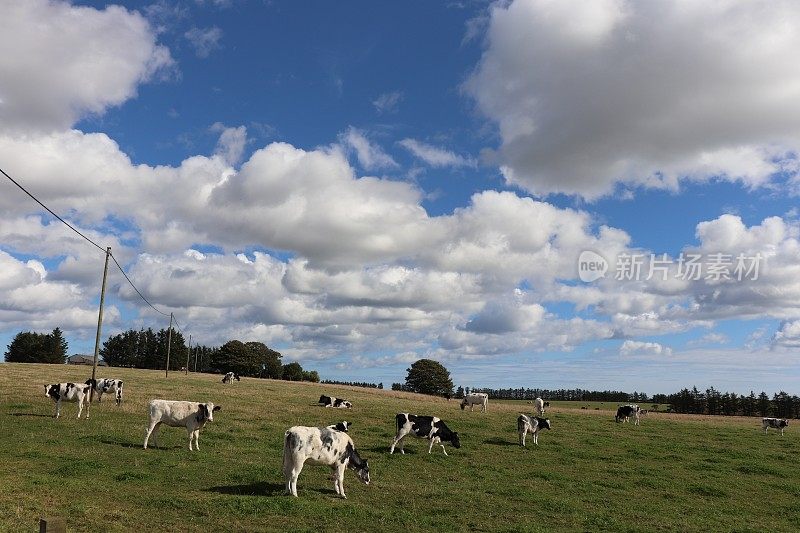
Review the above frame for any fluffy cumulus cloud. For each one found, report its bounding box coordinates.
[0,0,173,134]
[466,0,800,198]
[620,340,672,357]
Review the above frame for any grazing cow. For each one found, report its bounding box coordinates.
[328,421,351,432]
[533,397,550,416]
[615,404,641,425]
[460,392,489,412]
[283,425,370,498]
[221,372,240,384]
[318,395,352,409]
[517,414,552,446]
[762,417,789,435]
[85,378,124,405]
[143,400,221,451]
[390,413,461,455]
[44,382,92,419]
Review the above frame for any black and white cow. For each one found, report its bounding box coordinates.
[615,404,640,425]
[327,421,351,432]
[533,397,550,416]
[762,417,789,435]
[44,382,92,419]
[517,414,551,446]
[143,400,221,451]
[85,378,124,405]
[460,392,488,412]
[390,413,461,455]
[221,372,240,384]
[319,395,352,409]
[283,425,370,498]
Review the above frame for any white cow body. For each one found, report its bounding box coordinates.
[460,393,489,412]
[143,400,221,451]
[44,382,91,419]
[533,398,550,416]
[283,426,370,498]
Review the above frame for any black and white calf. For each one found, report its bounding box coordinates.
[390,413,461,455]
[44,382,92,419]
[85,378,124,405]
[319,395,352,409]
[283,425,370,498]
[460,392,488,412]
[221,372,240,384]
[615,404,641,425]
[517,414,551,446]
[327,421,351,432]
[143,400,221,451]
[762,417,789,435]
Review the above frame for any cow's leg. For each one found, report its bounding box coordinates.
[520,426,527,447]
[55,400,61,419]
[287,462,303,497]
[97,391,103,403]
[144,421,161,449]
[428,437,436,454]
[116,389,122,406]
[194,429,201,450]
[533,430,538,445]
[334,464,347,498]
[390,431,407,454]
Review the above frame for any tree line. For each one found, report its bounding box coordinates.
[4,327,319,383]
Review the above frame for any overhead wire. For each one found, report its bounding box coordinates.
[2,165,184,330]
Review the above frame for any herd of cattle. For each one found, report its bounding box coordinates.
[41,379,791,498]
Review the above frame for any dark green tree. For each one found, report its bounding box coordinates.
[5,329,67,364]
[404,359,454,396]
[757,391,771,417]
[248,342,283,379]
[302,370,320,383]
[282,361,304,381]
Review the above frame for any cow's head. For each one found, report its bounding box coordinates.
[539,418,552,430]
[44,384,59,400]
[348,448,370,485]
[319,395,329,404]
[450,432,461,449]
[234,374,241,381]
[343,401,352,409]
[460,400,467,410]
[197,402,221,423]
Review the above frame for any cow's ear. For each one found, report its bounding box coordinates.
[213,405,221,412]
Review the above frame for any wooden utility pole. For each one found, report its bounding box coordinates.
[89,247,111,406]
[165,312,173,378]
[185,334,191,375]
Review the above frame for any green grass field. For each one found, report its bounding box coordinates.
[1,363,798,532]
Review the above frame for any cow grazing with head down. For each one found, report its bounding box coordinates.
[615,404,640,425]
[390,413,461,456]
[461,392,489,412]
[44,382,92,419]
[85,378,124,405]
[762,417,789,435]
[517,414,551,446]
[283,425,370,498]
[319,395,352,409]
[222,372,240,384]
[143,400,221,451]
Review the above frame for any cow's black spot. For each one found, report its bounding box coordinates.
[409,415,434,437]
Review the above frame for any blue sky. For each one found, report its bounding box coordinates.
[1,0,800,395]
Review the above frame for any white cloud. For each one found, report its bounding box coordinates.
[211,123,248,166]
[771,320,800,349]
[466,0,800,198]
[620,340,672,357]
[399,139,477,168]
[339,127,399,170]
[0,0,173,134]
[372,91,403,114]
[184,26,223,58]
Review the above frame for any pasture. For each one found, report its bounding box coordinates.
[1,363,798,532]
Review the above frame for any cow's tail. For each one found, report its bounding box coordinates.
[395,413,404,434]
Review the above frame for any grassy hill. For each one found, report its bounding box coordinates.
[1,363,798,532]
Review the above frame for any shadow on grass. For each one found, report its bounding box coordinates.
[9,412,52,418]
[100,438,182,450]
[206,481,287,496]
[483,437,519,447]
[366,445,419,455]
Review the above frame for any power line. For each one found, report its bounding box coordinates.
[0,166,106,253]
[2,164,184,327]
